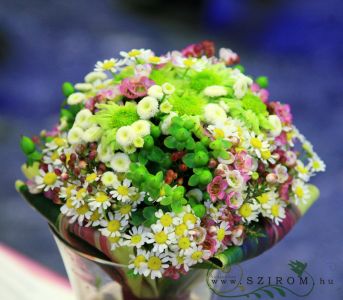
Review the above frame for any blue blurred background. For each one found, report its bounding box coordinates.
[0,0,342,299]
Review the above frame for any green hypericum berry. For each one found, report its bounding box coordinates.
[199,170,212,185]
[143,135,154,149]
[151,125,161,138]
[200,136,210,146]
[172,117,184,127]
[175,128,189,142]
[62,82,75,97]
[20,136,36,155]
[252,172,259,180]
[234,64,245,73]
[256,76,269,88]
[194,151,209,166]
[184,119,195,130]
[209,140,223,150]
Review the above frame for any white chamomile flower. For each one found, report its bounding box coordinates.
[268,115,282,137]
[225,169,244,191]
[147,55,169,65]
[43,150,63,166]
[101,171,119,187]
[173,56,207,71]
[295,160,311,182]
[203,85,228,97]
[180,206,201,227]
[238,201,260,224]
[108,234,125,250]
[266,200,286,225]
[67,92,86,105]
[141,251,170,279]
[89,192,112,212]
[219,48,239,65]
[308,155,326,173]
[170,252,189,271]
[133,137,144,148]
[60,198,75,216]
[215,221,231,246]
[97,143,113,163]
[116,126,136,147]
[231,71,253,99]
[85,172,100,184]
[44,136,67,151]
[148,85,164,100]
[94,58,124,73]
[248,133,271,159]
[69,203,92,226]
[137,96,159,120]
[83,125,102,143]
[160,101,173,114]
[74,83,93,92]
[115,203,136,220]
[110,152,131,173]
[86,210,103,227]
[203,103,227,125]
[130,191,146,206]
[123,226,148,248]
[99,212,128,237]
[146,223,176,253]
[128,249,148,275]
[120,49,145,60]
[84,71,107,83]
[59,184,77,200]
[185,246,211,266]
[172,235,196,255]
[155,210,177,228]
[274,164,289,183]
[257,190,278,214]
[67,126,84,144]
[292,179,310,205]
[74,109,93,129]
[110,179,136,202]
[162,83,175,95]
[34,165,62,191]
[71,187,88,207]
[131,120,150,137]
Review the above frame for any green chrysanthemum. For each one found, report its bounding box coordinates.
[93,102,139,130]
[169,91,207,116]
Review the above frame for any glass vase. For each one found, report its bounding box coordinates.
[51,226,212,300]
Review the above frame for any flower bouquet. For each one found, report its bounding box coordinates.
[17,41,325,300]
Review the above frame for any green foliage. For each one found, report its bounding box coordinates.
[62,82,75,97]
[20,136,36,155]
[169,91,207,116]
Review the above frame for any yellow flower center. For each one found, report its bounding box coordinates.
[43,172,57,185]
[183,213,197,225]
[147,256,162,271]
[217,228,226,242]
[76,188,86,199]
[86,173,97,183]
[191,251,203,261]
[154,231,168,244]
[120,204,132,215]
[178,237,191,250]
[184,59,195,67]
[261,150,271,160]
[176,256,184,264]
[53,137,65,147]
[131,235,142,245]
[65,185,75,198]
[51,151,60,161]
[213,128,225,139]
[95,192,108,203]
[103,60,115,70]
[257,193,269,204]
[271,204,280,217]
[109,235,120,244]
[239,203,252,218]
[90,210,100,221]
[313,161,321,170]
[148,56,161,64]
[297,165,308,174]
[117,185,129,196]
[134,255,146,267]
[160,214,173,227]
[66,198,74,209]
[128,49,141,57]
[251,137,262,149]
[295,186,304,198]
[108,220,121,232]
[76,204,89,215]
[175,224,187,236]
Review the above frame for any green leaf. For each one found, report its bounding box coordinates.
[164,136,176,149]
[262,289,274,298]
[160,196,172,206]
[193,204,206,218]
[131,211,145,226]
[272,287,286,297]
[253,292,261,299]
[27,151,43,161]
[182,153,195,168]
[20,136,36,155]
[143,207,157,219]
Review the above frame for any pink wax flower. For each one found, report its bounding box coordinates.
[45,126,60,137]
[275,131,288,146]
[163,266,187,280]
[231,225,245,246]
[181,40,215,58]
[268,101,293,125]
[279,176,293,201]
[225,191,244,210]
[251,83,269,103]
[119,76,154,99]
[234,151,254,174]
[202,235,218,255]
[207,176,228,202]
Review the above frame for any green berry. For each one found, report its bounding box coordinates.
[200,136,210,146]
[184,119,195,130]
[234,64,245,73]
[143,135,154,149]
[199,170,213,185]
[62,82,75,97]
[209,140,223,150]
[20,136,36,155]
[256,76,269,88]
[252,172,259,180]
[194,151,209,166]
[151,125,161,138]
[175,128,189,142]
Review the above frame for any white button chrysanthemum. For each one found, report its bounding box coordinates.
[75,109,93,129]
[148,85,164,100]
[268,115,282,137]
[131,120,151,137]
[162,82,175,95]
[97,143,113,163]
[101,171,119,187]
[67,126,84,144]
[74,83,93,92]
[232,72,253,99]
[83,126,102,143]
[110,152,131,173]
[203,85,228,97]
[203,103,227,124]
[116,126,136,147]
[84,71,107,83]
[137,96,159,119]
[67,92,86,105]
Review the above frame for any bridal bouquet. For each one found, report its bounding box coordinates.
[17,41,324,281]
